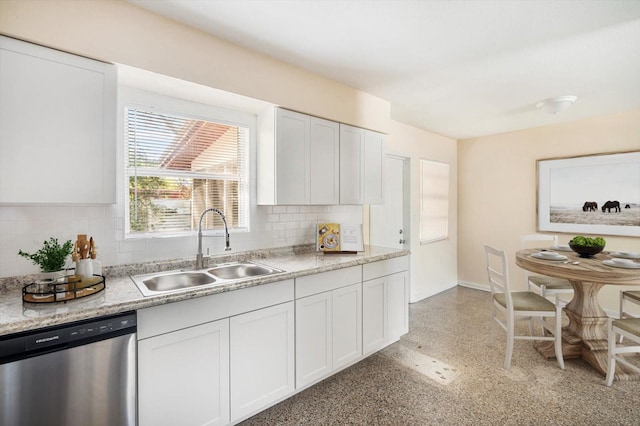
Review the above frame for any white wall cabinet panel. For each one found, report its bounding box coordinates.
[339,124,384,205]
[138,319,230,426]
[309,116,340,204]
[0,36,116,204]
[363,130,384,204]
[259,108,339,205]
[230,301,295,422]
[339,124,364,204]
[275,108,310,204]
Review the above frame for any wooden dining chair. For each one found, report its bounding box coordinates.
[520,234,574,306]
[606,317,640,386]
[484,244,565,370]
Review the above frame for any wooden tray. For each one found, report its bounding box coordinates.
[23,275,105,304]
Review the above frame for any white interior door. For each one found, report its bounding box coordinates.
[370,155,408,249]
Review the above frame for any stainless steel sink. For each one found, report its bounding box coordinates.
[207,262,281,280]
[141,272,216,294]
[131,261,284,297]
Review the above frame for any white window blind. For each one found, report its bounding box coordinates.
[420,159,450,244]
[126,107,249,235]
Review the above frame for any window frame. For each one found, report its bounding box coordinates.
[419,158,450,244]
[121,87,254,239]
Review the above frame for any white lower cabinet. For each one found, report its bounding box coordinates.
[332,283,362,369]
[363,256,410,355]
[295,282,362,388]
[138,318,230,426]
[136,257,408,425]
[295,291,332,387]
[362,278,387,355]
[387,271,409,341]
[230,301,295,422]
[137,280,294,426]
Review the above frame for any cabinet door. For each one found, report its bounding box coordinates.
[296,292,332,388]
[362,278,387,356]
[339,124,364,204]
[332,282,362,369]
[138,319,230,426]
[363,130,384,204]
[387,271,409,343]
[275,108,310,204]
[309,116,340,204]
[0,36,116,204]
[230,302,295,422]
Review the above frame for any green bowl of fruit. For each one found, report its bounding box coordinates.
[569,236,606,258]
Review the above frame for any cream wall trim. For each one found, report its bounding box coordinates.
[0,0,390,132]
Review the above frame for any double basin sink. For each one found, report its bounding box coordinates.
[131,261,284,297]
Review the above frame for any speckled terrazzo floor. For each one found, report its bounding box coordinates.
[241,286,640,425]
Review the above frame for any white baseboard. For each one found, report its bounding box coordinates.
[458,281,490,292]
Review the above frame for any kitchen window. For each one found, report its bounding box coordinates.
[125,95,250,237]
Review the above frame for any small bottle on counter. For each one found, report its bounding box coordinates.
[90,242,102,276]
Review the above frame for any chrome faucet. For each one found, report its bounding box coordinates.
[196,208,231,269]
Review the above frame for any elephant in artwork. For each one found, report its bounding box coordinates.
[602,200,621,213]
[582,201,598,212]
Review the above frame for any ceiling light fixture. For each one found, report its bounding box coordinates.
[536,95,578,115]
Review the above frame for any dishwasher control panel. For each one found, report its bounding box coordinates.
[1,311,136,363]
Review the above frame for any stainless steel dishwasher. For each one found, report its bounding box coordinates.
[0,311,137,426]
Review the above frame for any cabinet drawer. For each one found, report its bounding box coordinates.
[363,256,408,281]
[295,266,361,299]
[138,279,294,339]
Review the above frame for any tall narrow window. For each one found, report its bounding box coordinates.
[420,159,450,244]
[126,107,249,236]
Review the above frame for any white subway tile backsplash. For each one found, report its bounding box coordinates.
[0,202,363,278]
[272,222,287,231]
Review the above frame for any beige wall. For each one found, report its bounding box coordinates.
[458,109,640,313]
[0,0,390,132]
[386,121,458,302]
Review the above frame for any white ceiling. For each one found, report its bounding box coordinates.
[129,0,640,139]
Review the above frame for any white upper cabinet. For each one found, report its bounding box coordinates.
[309,115,340,204]
[339,124,363,204]
[274,108,310,204]
[258,108,339,205]
[0,36,116,204]
[258,107,382,205]
[363,129,384,204]
[339,124,384,205]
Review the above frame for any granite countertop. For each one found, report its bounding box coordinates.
[0,245,409,337]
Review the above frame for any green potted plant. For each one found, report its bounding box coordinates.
[18,237,74,273]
